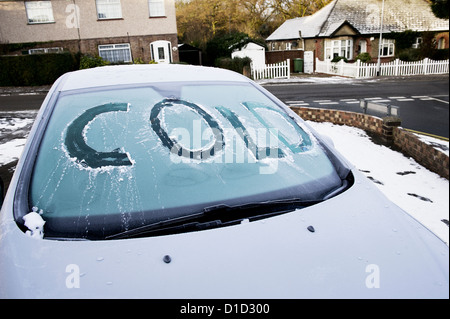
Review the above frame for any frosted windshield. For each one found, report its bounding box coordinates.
[30,82,342,238]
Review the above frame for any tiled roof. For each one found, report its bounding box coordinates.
[266,0,449,41]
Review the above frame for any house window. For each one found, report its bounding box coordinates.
[437,37,446,50]
[98,44,132,63]
[149,0,165,17]
[96,0,122,20]
[412,37,422,49]
[25,1,54,24]
[29,47,64,54]
[380,39,395,57]
[285,42,292,50]
[358,40,367,54]
[325,39,353,60]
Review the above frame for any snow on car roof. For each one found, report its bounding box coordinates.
[58,64,249,92]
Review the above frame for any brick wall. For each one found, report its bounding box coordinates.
[265,51,304,70]
[291,107,384,135]
[393,128,449,179]
[291,107,449,180]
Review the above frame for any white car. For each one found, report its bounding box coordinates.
[0,65,448,299]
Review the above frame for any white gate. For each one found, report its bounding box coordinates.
[303,51,314,74]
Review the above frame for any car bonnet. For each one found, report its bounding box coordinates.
[0,170,448,299]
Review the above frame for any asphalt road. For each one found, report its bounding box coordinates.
[0,74,449,138]
[0,93,47,111]
[263,75,449,139]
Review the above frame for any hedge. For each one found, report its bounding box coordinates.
[215,57,252,75]
[0,52,80,86]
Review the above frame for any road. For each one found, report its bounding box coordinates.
[0,75,449,139]
[263,75,449,138]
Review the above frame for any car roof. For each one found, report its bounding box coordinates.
[57,64,250,92]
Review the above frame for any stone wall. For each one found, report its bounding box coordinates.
[291,106,449,180]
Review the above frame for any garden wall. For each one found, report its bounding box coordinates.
[291,107,449,180]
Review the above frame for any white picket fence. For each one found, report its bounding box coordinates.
[316,58,449,78]
[251,59,290,80]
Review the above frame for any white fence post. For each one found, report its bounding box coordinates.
[287,59,291,79]
[423,57,429,75]
[356,59,361,78]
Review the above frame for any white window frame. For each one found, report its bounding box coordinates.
[149,0,165,17]
[358,40,367,54]
[29,47,64,55]
[412,37,423,49]
[380,39,395,57]
[98,43,132,63]
[96,0,122,20]
[325,39,353,60]
[25,1,55,24]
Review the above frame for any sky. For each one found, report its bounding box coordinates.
[0,111,448,245]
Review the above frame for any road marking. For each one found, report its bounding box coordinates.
[389,96,406,99]
[364,97,383,100]
[285,101,304,104]
[340,99,358,102]
[314,100,332,103]
[396,98,415,101]
[289,103,310,106]
[404,128,449,141]
[426,97,449,104]
[346,101,360,104]
[319,102,339,105]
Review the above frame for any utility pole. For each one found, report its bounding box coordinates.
[376,0,385,77]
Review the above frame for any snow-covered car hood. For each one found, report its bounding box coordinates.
[0,170,448,299]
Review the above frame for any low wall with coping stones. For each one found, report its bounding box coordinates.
[291,107,449,180]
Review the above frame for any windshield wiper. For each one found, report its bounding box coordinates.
[105,198,321,240]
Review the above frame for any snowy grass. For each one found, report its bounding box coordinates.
[308,121,449,245]
[0,138,27,165]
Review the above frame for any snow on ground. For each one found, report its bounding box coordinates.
[256,75,360,85]
[0,116,448,244]
[0,138,27,165]
[0,115,34,131]
[308,121,449,245]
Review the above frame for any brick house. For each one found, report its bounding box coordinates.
[266,0,449,65]
[0,0,179,63]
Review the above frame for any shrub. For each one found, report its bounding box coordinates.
[79,54,109,69]
[0,52,80,86]
[215,57,252,75]
[355,52,372,63]
[398,48,421,61]
[331,56,348,63]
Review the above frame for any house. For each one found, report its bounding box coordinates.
[0,0,179,64]
[266,0,449,64]
[231,41,266,68]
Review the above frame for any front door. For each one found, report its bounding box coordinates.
[150,40,172,64]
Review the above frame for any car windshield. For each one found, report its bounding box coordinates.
[30,81,344,239]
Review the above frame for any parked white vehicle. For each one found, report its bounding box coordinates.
[0,65,448,299]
